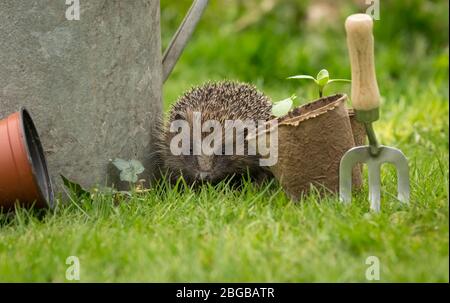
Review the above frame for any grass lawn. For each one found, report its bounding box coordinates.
[0,1,448,282]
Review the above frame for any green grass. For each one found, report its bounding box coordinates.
[0,162,447,282]
[0,0,448,282]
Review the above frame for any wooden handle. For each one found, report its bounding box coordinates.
[345,14,380,110]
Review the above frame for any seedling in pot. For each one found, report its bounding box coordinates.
[288,69,351,98]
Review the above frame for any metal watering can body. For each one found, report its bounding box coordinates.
[0,0,208,191]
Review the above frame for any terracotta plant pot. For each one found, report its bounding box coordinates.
[0,108,54,210]
[267,94,363,200]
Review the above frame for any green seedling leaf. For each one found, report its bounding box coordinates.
[272,95,296,117]
[287,69,351,98]
[120,170,138,183]
[61,174,91,200]
[328,79,352,83]
[316,69,330,87]
[112,158,145,183]
[112,158,130,171]
[129,160,145,174]
[287,75,317,83]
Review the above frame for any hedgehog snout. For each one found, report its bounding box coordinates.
[195,154,214,181]
[197,155,213,171]
[196,171,212,181]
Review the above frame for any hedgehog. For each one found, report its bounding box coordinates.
[157,81,274,185]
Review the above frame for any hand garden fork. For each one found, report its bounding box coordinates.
[339,14,410,212]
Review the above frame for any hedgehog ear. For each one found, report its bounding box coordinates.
[173,112,185,120]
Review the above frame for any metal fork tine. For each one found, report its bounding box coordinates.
[367,160,381,212]
[396,159,410,203]
[378,146,410,203]
[339,145,410,211]
[340,146,371,204]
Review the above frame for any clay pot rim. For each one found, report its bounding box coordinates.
[276,93,347,126]
[19,107,55,208]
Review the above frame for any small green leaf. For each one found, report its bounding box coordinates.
[112,158,145,183]
[129,160,145,174]
[272,95,296,117]
[112,158,130,171]
[328,79,352,83]
[287,75,317,83]
[120,169,139,183]
[316,69,329,87]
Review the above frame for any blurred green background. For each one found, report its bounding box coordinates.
[161,0,448,109]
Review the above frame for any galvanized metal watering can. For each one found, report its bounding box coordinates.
[0,0,208,191]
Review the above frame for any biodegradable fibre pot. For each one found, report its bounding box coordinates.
[0,108,54,210]
[266,94,363,200]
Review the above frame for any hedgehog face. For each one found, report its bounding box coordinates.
[159,81,273,185]
[163,137,259,185]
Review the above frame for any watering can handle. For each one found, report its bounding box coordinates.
[162,0,209,83]
[345,14,380,111]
